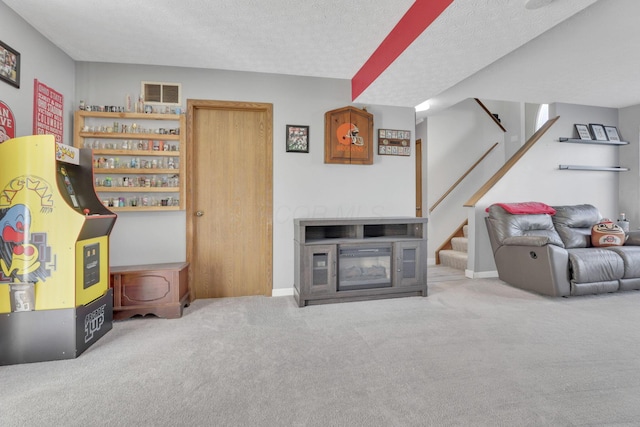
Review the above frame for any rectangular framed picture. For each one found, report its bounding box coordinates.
[0,40,20,88]
[574,124,592,140]
[604,125,621,142]
[589,123,608,141]
[286,125,309,153]
[377,128,411,156]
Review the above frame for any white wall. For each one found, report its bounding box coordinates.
[426,98,506,262]
[472,102,620,274]
[481,99,523,160]
[618,105,640,230]
[75,63,417,292]
[0,3,75,143]
[525,103,541,142]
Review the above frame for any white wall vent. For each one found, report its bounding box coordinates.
[141,81,181,105]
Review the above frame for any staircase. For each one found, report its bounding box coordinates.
[438,224,468,271]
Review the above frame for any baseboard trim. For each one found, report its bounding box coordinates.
[465,269,498,279]
[272,288,294,297]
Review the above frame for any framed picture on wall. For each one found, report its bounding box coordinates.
[604,126,621,142]
[286,125,309,153]
[377,128,411,156]
[0,40,20,88]
[574,124,592,140]
[589,124,608,141]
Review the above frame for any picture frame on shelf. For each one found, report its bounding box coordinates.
[574,124,592,140]
[604,126,621,142]
[286,125,309,153]
[589,124,608,141]
[0,40,20,88]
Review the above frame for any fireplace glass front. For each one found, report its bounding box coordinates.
[338,245,392,291]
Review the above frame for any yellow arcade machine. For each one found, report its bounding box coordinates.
[0,135,117,365]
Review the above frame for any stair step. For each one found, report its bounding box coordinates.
[463,224,469,238]
[451,237,468,253]
[439,249,467,271]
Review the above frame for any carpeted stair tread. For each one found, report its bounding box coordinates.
[439,223,469,271]
[439,249,467,270]
[451,236,468,252]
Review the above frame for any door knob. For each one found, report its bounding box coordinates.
[195,211,204,217]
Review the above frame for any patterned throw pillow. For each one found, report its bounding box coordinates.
[591,219,626,247]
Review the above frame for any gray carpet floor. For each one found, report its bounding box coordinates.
[3,268,640,426]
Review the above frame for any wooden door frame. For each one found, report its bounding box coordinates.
[185,99,274,299]
[415,138,422,217]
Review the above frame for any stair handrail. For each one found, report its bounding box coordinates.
[464,115,559,207]
[474,98,506,132]
[429,142,499,213]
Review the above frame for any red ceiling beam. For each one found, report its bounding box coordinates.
[351,0,454,101]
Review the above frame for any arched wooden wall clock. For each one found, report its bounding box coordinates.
[324,106,374,165]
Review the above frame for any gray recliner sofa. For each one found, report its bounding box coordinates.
[485,203,640,297]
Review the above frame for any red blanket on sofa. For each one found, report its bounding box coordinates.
[487,202,556,215]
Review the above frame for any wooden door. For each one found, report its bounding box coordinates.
[415,138,423,217]
[186,100,273,298]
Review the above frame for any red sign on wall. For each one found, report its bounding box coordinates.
[0,100,15,142]
[33,79,63,143]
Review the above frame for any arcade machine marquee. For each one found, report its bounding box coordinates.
[0,135,117,365]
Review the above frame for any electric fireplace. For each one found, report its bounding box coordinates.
[294,217,428,307]
[337,245,392,291]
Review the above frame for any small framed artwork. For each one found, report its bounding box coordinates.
[589,124,608,141]
[604,126,621,142]
[574,124,592,140]
[377,128,411,156]
[0,40,20,88]
[286,125,309,153]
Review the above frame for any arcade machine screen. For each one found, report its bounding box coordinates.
[58,165,81,210]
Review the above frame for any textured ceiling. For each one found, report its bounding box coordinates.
[357,0,597,108]
[430,0,640,113]
[6,0,634,116]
